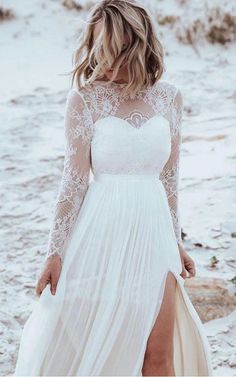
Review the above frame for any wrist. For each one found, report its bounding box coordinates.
[45,252,63,264]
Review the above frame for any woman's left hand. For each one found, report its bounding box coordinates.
[178,245,196,279]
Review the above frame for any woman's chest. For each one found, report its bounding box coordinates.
[90,114,171,174]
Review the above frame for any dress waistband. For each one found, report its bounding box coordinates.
[93,173,160,182]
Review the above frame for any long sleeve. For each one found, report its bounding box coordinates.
[44,88,94,263]
[160,88,183,247]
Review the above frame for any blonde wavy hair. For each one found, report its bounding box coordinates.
[71,0,164,94]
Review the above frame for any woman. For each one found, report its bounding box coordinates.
[14,0,213,375]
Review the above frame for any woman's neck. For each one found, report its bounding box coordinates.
[100,67,129,84]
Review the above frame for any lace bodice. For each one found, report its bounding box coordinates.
[45,80,183,263]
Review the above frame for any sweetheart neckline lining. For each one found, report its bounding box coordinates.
[93,114,169,130]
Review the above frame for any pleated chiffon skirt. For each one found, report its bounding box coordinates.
[14,173,213,376]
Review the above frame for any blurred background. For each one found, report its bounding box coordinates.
[0,0,236,375]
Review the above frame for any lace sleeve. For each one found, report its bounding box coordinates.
[160,88,183,247]
[44,88,94,263]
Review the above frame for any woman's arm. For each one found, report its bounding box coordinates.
[160,88,196,279]
[160,87,183,247]
[45,88,94,263]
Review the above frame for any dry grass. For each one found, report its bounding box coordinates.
[62,0,83,11]
[207,8,236,44]
[177,19,205,47]
[177,6,236,46]
[62,0,95,12]
[157,15,179,27]
[0,6,15,22]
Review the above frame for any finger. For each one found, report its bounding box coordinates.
[188,269,196,278]
[36,284,43,297]
[50,273,59,295]
[35,279,48,297]
[186,264,196,278]
[35,283,41,297]
[180,266,187,279]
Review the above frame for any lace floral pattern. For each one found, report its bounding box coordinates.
[45,90,94,262]
[86,80,183,246]
[45,80,183,263]
[159,88,183,245]
[123,111,149,128]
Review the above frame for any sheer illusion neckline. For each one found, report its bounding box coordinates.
[90,79,156,89]
[89,79,154,97]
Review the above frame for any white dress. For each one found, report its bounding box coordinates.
[14,79,213,376]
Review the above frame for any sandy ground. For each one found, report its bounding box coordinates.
[0,0,236,375]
